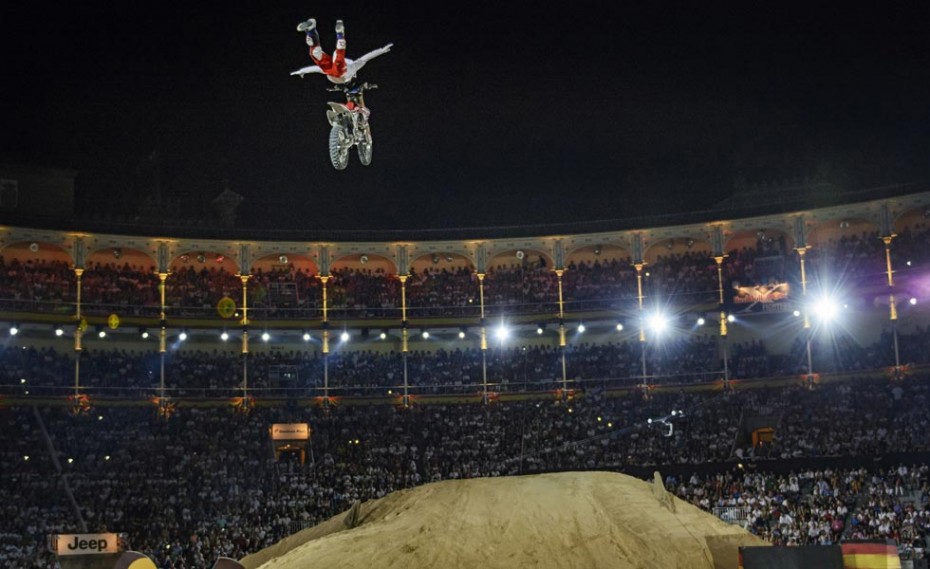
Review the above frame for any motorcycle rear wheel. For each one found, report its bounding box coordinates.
[329,125,350,170]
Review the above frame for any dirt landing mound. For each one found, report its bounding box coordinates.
[242,471,765,569]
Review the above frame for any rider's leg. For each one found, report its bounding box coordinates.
[299,18,334,70]
[332,20,347,77]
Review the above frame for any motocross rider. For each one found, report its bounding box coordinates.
[297,18,348,82]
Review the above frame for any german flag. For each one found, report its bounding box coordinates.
[840,541,901,569]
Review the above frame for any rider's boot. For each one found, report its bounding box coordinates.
[296,18,316,33]
[334,20,345,51]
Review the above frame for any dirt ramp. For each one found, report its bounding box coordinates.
[242,471,766,569]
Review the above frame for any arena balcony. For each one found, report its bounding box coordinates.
[0,182,928,333]
[1,183,929,406]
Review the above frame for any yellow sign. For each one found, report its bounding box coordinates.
[217,297,237,319]
[54,533,120,556]
[107,313,120,329]
[271,423,312,441]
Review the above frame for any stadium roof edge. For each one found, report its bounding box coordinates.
[0,182,927,242]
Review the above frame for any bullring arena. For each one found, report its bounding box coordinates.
[1,183,930,568]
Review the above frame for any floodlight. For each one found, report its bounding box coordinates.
[536,326,544,335]
[340,331,350,342]
[697,317,705,326]
[793,310,801,317]
[616,323,624,331]
[727,314,736,323]
[261,332,270,342]
[909,297,917,305]
[98,330,107,339]
[9,325,19,336]
[495,325,509,341]
[577,323,586,333]
[221,331,229,341]
[421,330,430,339]
[811,296,840,321]
[458,330,466,339]
[178,331,187,341]
[647,313,668,333]
[55,327,64,337]
[379,331,387,340]
[303,332,312,341]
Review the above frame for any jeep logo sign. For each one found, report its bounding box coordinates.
[54,533,120,556]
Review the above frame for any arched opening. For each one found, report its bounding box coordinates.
[486,249,555,315]
[167,251,242,318]
[805,218,882,290]
[328,254,399,319]
[562,244,635,311]
[643,238,717,305]
[407,253,477,317]
[250,253,320,319]
[82,247,159,316]
[0,241,73,313]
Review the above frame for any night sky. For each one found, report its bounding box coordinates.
[2,2,929,232]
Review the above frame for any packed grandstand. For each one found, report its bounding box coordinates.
[2,187,930,567]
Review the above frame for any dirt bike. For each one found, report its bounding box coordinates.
[325,82,376,170]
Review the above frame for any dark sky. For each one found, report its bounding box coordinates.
[2,2,929,231]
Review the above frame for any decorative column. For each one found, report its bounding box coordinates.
[554,269,568,400]
[714,255,730,386]
[796,246,814,386]
[239,273,251,406]
[634,262,647,390]
[399,274,410,408]
[882,234,901,375]
[477,272,488,404]
[72,268,84,403]
[157,271,170,416]
[712,226,730,387]
[319,274,330,408]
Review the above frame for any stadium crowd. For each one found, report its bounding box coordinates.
[1,222,930,566]
[2,221,928,320]
[4,323,930,400]
[2,373,930,567]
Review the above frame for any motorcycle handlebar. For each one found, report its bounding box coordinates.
[326,82,378,93]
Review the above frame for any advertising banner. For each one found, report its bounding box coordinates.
[52,533,121,556]
[271,423,311,441]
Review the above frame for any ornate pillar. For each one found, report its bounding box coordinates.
[882,234,901,374]
[399,274,410,408]
[634,262,648,389]
[555,268,568,400]
[157,272,168,405]
[318,274,330,407]
[72,268,84,399]
[712,225,730,386]
[239,273,251,404]
[795,246,814,386]
[477,272,488,404]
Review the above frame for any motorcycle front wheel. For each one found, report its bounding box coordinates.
[358,139,372,166]
[329,125,350,170]
[357,120,373,165]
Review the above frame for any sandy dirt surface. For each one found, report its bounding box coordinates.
[242,471,765,569]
